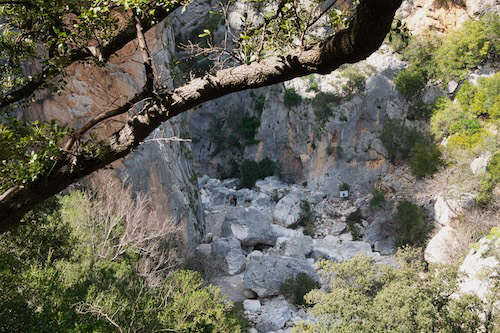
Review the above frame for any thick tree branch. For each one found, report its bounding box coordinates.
[0,0,402,233]
[0,4,181,109]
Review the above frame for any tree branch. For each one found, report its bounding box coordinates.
[0,3,181,109]
[0,0,402,233]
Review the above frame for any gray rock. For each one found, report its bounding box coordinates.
[273,192,305,227]
[211,237,246,275]
[221,207,276,246]
[329,222,347,236]
[204,209,226,238]
[244,254,316,297]
[424,226,459,264]
[313,235,373,262]
[434,194,475,226]
[210,274,247,302]
[466,0,500,16]
[276,235,313,258]
[459,235,499,302]
[470,152,492,175]
[255,297,294,332]
[447,80,459,94]
[243,299,261,312]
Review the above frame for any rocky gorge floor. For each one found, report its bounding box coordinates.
[191,175,398,332]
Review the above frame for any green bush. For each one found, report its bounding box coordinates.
[239,158,276,188]
[380,119,421,162]
[280,272,319,306]
[387,17,411,53]
[408,100,434,120]
[0,193,245,333]
[346,208,363,241]
[338,182,350,192]
[369,189,386,208]
[312,92,342,127]
[284,88,302,107]
[477,152,500,206]
[434,15,499,84]
[239,114,260,145]
[341,66,366,98]
[295,249,490,332]
[394,65,426,100]
[297,201,315,236]
[394,201,431,247]
[408,141,442,178]
[470,72,500,118]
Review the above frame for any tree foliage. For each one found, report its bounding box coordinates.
[294,248,495,332]
[0,188,244,332]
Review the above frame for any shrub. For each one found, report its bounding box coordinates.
[369,189,386,208]
[295,249,489,332]
[407,100,434,120]
[346,208,363,241]
[394,201,431,247]
[239,114,260,145]
[297,201,315,236]
[239,158,276,188]
[430,97,463,139]
[338,182,350,192]
[380,119,421,162]
[341,66,366,98]
[254,94,266,116]
[311,92,342,127]
[477,152,500,206]
[284,88,302,107]
[408,141,442,178]
[470,72,500,118]
[280,272,319,306]
[387,17,411,53]
[394,65,426,100]
[433,15,499,84]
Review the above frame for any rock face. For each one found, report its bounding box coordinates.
[221,207,277,246]
[211,237,246,275]
[273,192,305,227]
[312,235,373,262]
[23,20,205,252]
[424,226,459,264]
[244,254,316,297]
[434,193,475,226]
[459,231,499,302]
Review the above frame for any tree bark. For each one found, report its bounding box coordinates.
[0,0,402,232]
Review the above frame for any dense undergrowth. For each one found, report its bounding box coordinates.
[0,179,246,333]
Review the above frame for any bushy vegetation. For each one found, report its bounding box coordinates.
[239,114,261,145]
[239,158,277,188]
[0,188,245,332]
[434,15,499,84]
[430,73,499,154]
[294,248,497,332]
[311,92,342,128]
[477,152,500,206]
[369,189,386,208]
[386,17,411,53]
[341,66,366,98]
[346,208,363,241]
[394,201,431,247]
[338,182,350,192]
[394,65,427,100]
[380,119,442,178]
[297,200,315,236]
[280,272,319,306]
[284,88,302,107]
[394,14,499,100]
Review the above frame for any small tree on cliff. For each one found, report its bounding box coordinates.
[0,0,403,232]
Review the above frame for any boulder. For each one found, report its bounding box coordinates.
[424,226,459,264]
[244,254,316,297]
[243,299,261,313]
[211,237,246,275]
[470,152,492,175]
[210,274,247,302]
[434,194,475,226]
[255,297,294,332]
[466,0,500,16]
[459,232,499,302]
[312,235,373,262]
[273,192,305,227]
[221,207,276,246]
[275,235,313,258]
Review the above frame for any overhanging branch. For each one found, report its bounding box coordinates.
[0,0,402,233]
